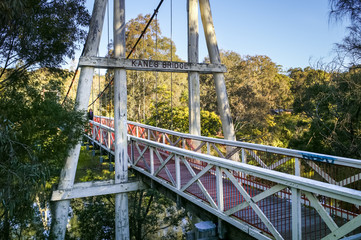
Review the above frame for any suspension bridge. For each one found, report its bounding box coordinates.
[50,0,361,239]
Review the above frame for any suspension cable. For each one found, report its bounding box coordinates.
[98,67,101,116]
[62,42,87,106]
[88,0,165,108]
[126,0,165,59]
[142,35,146,122]
[62,62,79,106]
[170,0,173,130]
[107,0,110,57]
[155,13,159,127]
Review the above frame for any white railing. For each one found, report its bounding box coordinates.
[86,116,361,240]
[92,116,361,188]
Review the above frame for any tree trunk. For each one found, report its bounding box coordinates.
[3,209,10,240]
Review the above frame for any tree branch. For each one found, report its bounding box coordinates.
[142,193,154,220]
[0,35,15,79]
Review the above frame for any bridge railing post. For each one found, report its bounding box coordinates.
[130,139,134,166]
[175,155,181,190]
[108,129,111,152]
[92,123,96,144]
[216,166,224,212]
[291,187,302,240]
[100,127,103,152]
[241,148,247,179]
[150,147,154,175]
[295,157,300,176]
[241,148,246,164]
[292,157,302,240]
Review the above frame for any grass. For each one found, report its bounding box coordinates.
[75,144,114,182]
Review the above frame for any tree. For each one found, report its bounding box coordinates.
[201,51,293,143]
[0,0,89,238]
[100,14,188,122]
[146,104,222,137]
[288,67,332,113]
[0,0,89,88]
[0,69,87,238]
[329,0,361,64]
[290,67,361,158]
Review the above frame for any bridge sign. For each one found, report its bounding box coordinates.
[79,56,227,73]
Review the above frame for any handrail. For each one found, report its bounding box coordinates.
[127,120,361,168]
[92,116,361,169]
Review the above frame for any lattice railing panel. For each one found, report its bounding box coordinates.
[88,117,361,240]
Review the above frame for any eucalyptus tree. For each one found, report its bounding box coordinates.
[0,69,87,238]
[201,51,293,143]
[329,0,361,64]
[100,14,188,122]
[0,0,90,238]
[289,67,361,159]
[0,0,89,87]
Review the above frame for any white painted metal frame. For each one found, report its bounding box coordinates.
[94,117,361,196]
[129,137,361,240]
[126,121,361,185]
[88,119,361,240]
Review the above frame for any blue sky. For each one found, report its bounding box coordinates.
[80,0,349,71]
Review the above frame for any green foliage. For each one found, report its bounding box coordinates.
[288,67,332,114]
[201,50,294,143]
[67,170,186,240]
[100,14,188,122]
[257,113,310,148]
[129,189,186,240]
[0,69,87,238]
[200,110,222,137]
[68,195,115,240]
[146,102,222,137]
[289,68,361,158]
[0,4,89,236]
[0,0,90,87]
[329,0,361,63]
